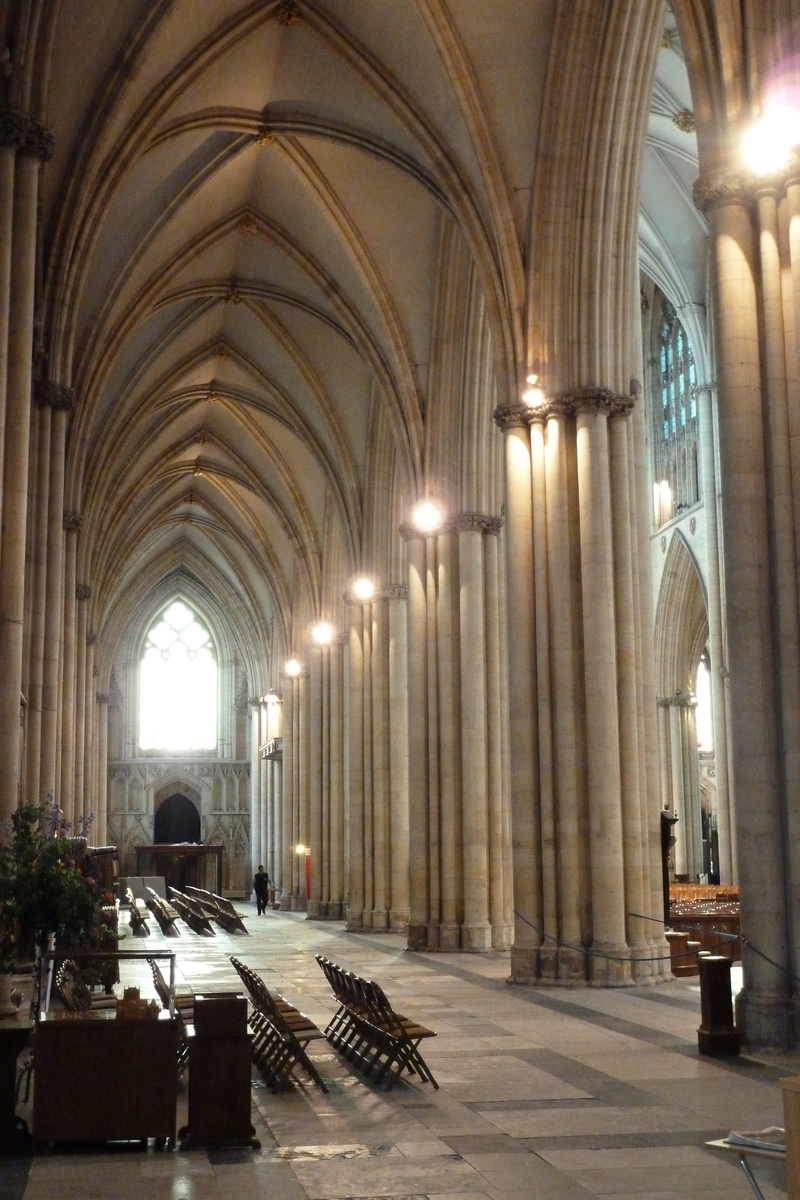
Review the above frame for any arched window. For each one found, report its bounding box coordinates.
[695,651,713,752]
[651,296,699,527]
[139,600,217,751]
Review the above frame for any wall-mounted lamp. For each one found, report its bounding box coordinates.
[522,373,545,408]
[410,499,445,535]
[284,658,302,677]
[351,576,375,602]
[742,103,800,175]
[311,622,334,646]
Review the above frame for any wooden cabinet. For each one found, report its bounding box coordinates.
[33,1011,177,1147]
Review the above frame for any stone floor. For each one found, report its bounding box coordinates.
[9,905,797,1199]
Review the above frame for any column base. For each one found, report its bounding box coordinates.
[406,922,428,950]
[491,923,512,950]
[371,910,389,932]
[345,910,364,932]
[438,923,460,951]
[588,944,633,986]
[426,924,440,950]
[461,922,492,951]
[306,900,322,919]
[390,908,409,932]
[539,945,559,981]
[735,988,793,1050]
[557,946,587,984]
[508,944,541,983]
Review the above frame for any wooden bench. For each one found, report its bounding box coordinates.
[147,958,195,1072]
[126,888,150,936]
[315,954,438,1090]
[168,888,216,935]
[146,887,181,934]
[230,956,327,1092]
[186,886,248,934]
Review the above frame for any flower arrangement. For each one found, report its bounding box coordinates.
[0,801,108,973]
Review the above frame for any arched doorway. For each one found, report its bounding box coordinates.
[154,793,200,844]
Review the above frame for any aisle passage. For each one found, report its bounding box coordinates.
[17,906,792,1200]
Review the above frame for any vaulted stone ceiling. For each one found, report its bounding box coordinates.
[34,0,692,681]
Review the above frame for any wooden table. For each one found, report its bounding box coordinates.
[706,1138,785,1199]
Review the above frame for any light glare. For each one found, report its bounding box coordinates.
[351,577,375,601]
[312,621,334,646]
[285,658,302,677]
[742,105,800,174]
[411,499,445,534]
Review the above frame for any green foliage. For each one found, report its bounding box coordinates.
[0,802,104,967]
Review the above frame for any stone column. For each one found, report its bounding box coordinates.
[544,406,586,980]
[308,646,323,918]
[575,394,630,983]
[0,122,52,827]
[321,646,330,912]
[297,669,309,910]
[528,415,557,976]
[60,517,80,826]
[84,634,96,826]
[346,609,365,929]
[703,184,790,1044]
[405,534,429,948]
[96,694,109,845]
[371,598,389,930]
[280,674,294,908]
[40,387,73,803]
[436,530,460,949]
[458,517,492,950]
[695,383,733,882]
[73,587,90,828]
[493,403,541,981]
[329,635,344,918]
[425,534,441,948]
[0,114,28,532]
[361,610,373,926]
[482,530,507,948]
[24,389,51,805]
[250,700,262,876]
[387,587,409,931]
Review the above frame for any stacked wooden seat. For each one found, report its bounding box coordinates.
[54,959,117,1014]
[186,886,248,934]
[315,954,438,1090]
[168,888,216,935]
[126,887,150,936]
[146,887,181,934]
[229,956,327,1092]
[147,957,194,1071]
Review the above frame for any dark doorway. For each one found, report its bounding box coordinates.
[154,793,200,845]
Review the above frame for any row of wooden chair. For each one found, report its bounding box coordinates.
[230,955,328,1092]
[126,888,150,936]
[168,887,215,935]
[54,959,117,1014]
[147,957,194,1071]
[315,954,438,1090]
[186,886,249,934]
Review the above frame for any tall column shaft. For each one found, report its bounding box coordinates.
[459,526,491,949]
[371,600,389,929]
[483,533,507,947]
[250,702,262,877]
[40,403,69,801]
[710,195,790,1043]
[60,529,78,825]
[330,637,344,916]
[347,612,365,929]
[495,412,541,981]
[425,536,440,948]
[437,531,460,948]
[576,405,629,981]
[298,672,309,909]
[96,696,108,846]
[280,676,294,908]
[0,151,40,825]
[388,592,409,930]
[308,648,323,917]
[406,536,429,947]
[24,397,50,805]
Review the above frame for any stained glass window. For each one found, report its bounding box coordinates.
[139,600,217,750]
[652,297,699,528]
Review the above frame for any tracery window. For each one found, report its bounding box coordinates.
[139,600,217,751]
[652,297,699,528]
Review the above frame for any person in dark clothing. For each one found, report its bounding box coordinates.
[252,865,272,915]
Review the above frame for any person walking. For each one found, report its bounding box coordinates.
[252,865,272,915]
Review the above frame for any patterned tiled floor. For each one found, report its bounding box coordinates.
[9,906,796,1199]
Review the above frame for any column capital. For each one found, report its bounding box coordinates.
[76,584,91,601]
[87,632,98,646]
[20,120,54,162]
[63,511,83,531]
[0,110,28,150]
[96,693,110,705]
[493,402,531,430]
[656,693,697,709]
[691,380,716,396]
[454,513,503,535]
[693,171,753,212]
[34,380,76,410]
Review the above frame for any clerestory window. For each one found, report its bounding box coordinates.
[652,296,699,528]
[139,600,217,751]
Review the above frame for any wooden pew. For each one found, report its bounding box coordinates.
[126,888,150,936]
[168,888,216,935]
[229,956,327,1092]
[54,960,117,1013]
[315,954,438,1090]
[146,887,181,935]
[186,886,248,934]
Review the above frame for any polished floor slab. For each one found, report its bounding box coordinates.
[9,905,796,1199]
